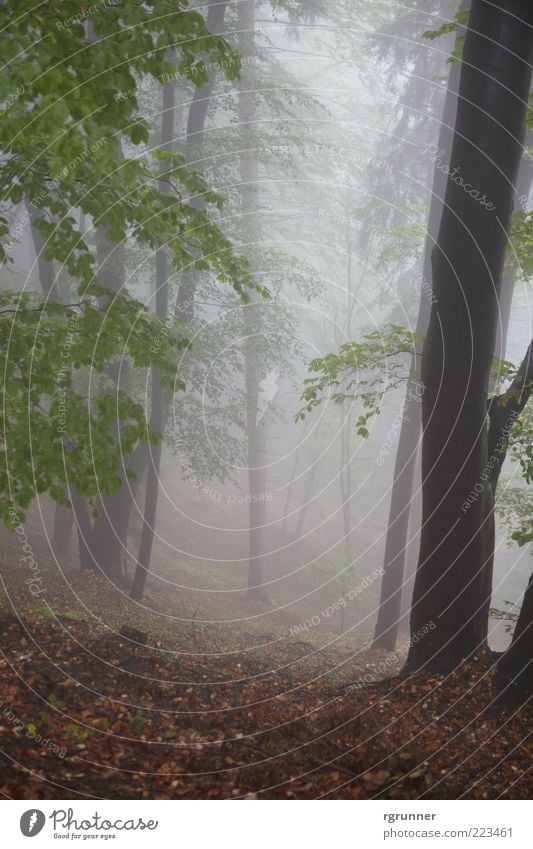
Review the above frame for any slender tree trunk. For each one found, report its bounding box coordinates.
[496,570,533,705]
[28,203,55,295]
[88,232,128,583]
[51,505,73,557]
[29,202,77,558]
[372,5,468,649]
[407,0,533,671]
[131,2,228,600]
[245,337,268,601]
[340,416,353,565]
[238,0,268,602]
[130,76,174,602]
[175,0,228,320]
[71,487,94,571]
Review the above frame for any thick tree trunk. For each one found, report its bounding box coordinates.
[407,0,533,671]
[372,7,467,649]
[374,137,531,652]
[478,149,533,630]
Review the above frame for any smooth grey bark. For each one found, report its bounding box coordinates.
[407,0,533,670]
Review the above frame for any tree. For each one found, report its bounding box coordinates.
[372,5,533,651]
[407,0,533,670]
[299,2,533,677]
[372,1,470,650]
[131,0,232,602]
[0,1,257,536]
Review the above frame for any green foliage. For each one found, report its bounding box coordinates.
[0,291,187,524]
[508,208,533,280]
[300,324,532,549]
[0,1,268,526]
[0,1,258,295]
[298,325,422,437]
[497,403,533,548]
[422,9,469,64]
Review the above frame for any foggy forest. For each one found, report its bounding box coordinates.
[0,0,532,805]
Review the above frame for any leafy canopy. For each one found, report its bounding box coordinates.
[0,0,266,525]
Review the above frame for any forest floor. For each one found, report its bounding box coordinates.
[0,551,531,800]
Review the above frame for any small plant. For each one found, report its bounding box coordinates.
[66,724,93,744]
[129,711,147,734]
[47,693,67,711]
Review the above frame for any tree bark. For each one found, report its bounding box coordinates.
[407,0,533,671]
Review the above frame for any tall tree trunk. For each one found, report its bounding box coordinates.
[478,147,533,630]
[175,0,228,320]
[238,0,268,602]
[374,135,532,652]
[88,232,129,583]
[29,202,77,558]
[131,2,228,600]
[130,76,174,603]
[372,4,468,649]
[407,0,533,671]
